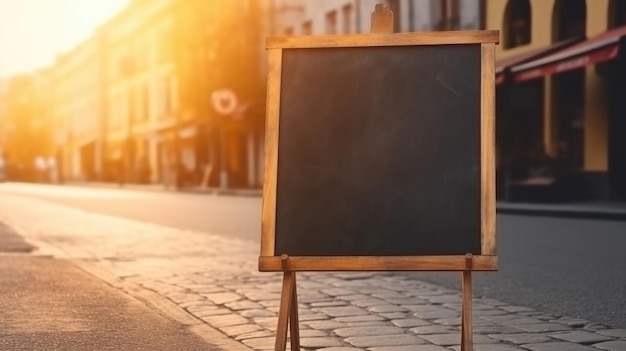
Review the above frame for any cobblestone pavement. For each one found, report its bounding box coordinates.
[0,193,624,351]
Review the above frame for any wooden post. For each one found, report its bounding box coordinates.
[370,3,394,34]
[461,254,474,351]
[275,255,300,351]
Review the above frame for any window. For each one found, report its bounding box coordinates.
[302,21,312,35]
[504,0,531,49]
[609,0,626,28]
[342,4,354,34]
[326,10,338,34]
[553,0,585,42]
[437,0,460,30]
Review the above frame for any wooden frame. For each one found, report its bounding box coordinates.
[262,6,498,351]
[260,30,499,272]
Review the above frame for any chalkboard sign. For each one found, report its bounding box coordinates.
[260,31,498,272]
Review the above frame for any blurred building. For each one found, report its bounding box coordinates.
[268,0,483,35]
[490,0,626,202]
[52,39,105,182]
[0,72,54,182]
[41,0,267,188]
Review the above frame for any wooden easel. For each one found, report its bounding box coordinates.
[274,253,476,351]
[270,4,490,351]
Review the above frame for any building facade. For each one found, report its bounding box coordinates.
[491,0,626,201]
[40,0,266,188]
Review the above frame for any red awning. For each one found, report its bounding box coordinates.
[512,25,626,83]
[494,37,584,85]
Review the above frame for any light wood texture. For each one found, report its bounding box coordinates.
[261,48,282,257]
[461,255,474,351]
[480,42,497,257]
[289,273,300,351]
[275,271,297,351]
[259,256,498,272]
[370,3,394,34]
[266,30,499,49]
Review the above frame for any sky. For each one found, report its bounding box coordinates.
[0,0,128,79]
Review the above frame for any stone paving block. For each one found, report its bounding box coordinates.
[335,315,386,323]
[369,345,450,351]
[485,315,543,325]
[488,333,553,344]
[334,326,405,337]
[550,317,591,327]
[449,344,526,351]
[201,313,249,327]
[372,291,410,300]
[318,348,365,351]
[241,336,282,350]
[500,305,537,313]
[368,304,409,313]
[345,334,427,348]
[337,294,374,301]
[320,288,356,296]
[178,299,213,308]
[594,340,626,351]
[511,323,572,333]
[313,305,370,317]
[412,309,458,320]
[225,300,263,310]
[472,324,522,334]
[240,308,275,318]
[379,312,409,319]
[235,330,274,341]
[390,318,432,328]
[300,329,328,337]
[185,285,227,294]
[346,321,390,327]
[388,298,429,305]
[596,329,626,338]
[299,312,331,321]
[312,301,350,307]
[219,323,263,337]
[350,298,389,307]
[583,323,611,332]
[190,307,233,317]
[304,320,348,330]
[433,317,461,326]
[549,330,614,344]
[417,333,496,346]
[301,337,345,348]
[202,292,242,305]
[522,341,599,351]
[244,291,282,302]
[410,325,459,335]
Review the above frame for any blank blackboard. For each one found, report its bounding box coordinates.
[260,31,498,271]
[275,45,480,256]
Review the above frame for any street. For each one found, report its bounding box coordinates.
[0,182,625,350]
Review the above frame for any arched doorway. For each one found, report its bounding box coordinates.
[551,0,586,173]
[503,0,531,49]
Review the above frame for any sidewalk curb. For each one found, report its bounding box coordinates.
[73,260,254,351]
[497,204,626,222]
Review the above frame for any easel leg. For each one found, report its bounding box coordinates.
[289,273,300,351]
[275,271,300,351]
[461,270,473,351]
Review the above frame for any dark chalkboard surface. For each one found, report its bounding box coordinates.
[260,31,498,272]
[275,44,481,256]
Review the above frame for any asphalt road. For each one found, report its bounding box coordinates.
[1,183,624,329]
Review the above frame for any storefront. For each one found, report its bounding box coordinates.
[495,37,584,200]
[508,25,626,201]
